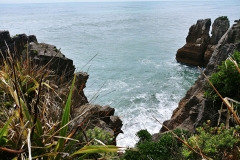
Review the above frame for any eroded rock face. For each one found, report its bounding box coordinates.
[0,31,75,81]
[0,31,11,47]
[210,16,230,45]
[71,72,89,107]
[72,104,123,145]
[176,19,211,66]
[161,19,240,133]
[0,31,37,61]
[204,17,230,66]
[28,42,75,81]
[0,30,123,145]
[204,45,216,66]
[176,17,231,67]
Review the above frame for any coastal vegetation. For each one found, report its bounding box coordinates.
[204,51,240,101]
[0,18,239,159]
[216,16,229,22]
[122,51,240,160]
[0,47,120,159]
[0,45,240,160]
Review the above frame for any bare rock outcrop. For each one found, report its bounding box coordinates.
[176,17,231,67]
[0,31,37,61]
[210,16,230,44]
[0,31,74,81]
[204,16,230,66]
[72,104,123,145]
[176,19,211,66]
[161,19,240,133]
[28,42,75,81]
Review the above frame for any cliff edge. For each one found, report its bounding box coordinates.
[0,31,123,145]
[161,19,240,133]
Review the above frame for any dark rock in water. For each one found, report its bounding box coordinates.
[176,17,231,67]
[161,19,240,133]
[176,19,211,67]
[109,116,123,137]
[186,19,211,44]
[99,105,115,123]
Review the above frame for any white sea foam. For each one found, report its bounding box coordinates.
[1,1,239,148]
[116,91,180,147]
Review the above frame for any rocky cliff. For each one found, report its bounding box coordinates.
[176,17,230,67]
[161,19,240,133]
[0,30,123,145]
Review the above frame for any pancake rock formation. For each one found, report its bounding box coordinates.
[176,17,230,67]
[161,19,240,133]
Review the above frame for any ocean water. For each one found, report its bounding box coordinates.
[1,1,240,147]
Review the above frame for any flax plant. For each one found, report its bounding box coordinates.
[0,44,121,160]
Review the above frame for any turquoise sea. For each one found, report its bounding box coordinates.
[1,1,240,147]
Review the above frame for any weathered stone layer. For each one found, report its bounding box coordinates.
[176,17,230,67]
[161,19,240,133]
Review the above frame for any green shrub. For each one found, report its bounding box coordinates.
[181,122,240,159]
[204,51,240,101]
[136,129,152,144]
[86,127,114,145]
[216,16,229,21]
[123,129,188,160]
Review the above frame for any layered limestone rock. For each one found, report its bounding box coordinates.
[210,16,230,44]
[176,19,211,66]
[0,31,74,81]
[176,17,230,67]
[0,31,37,61]
[204,16,230,66]
[27,42,75,81]
[161,19,240,133]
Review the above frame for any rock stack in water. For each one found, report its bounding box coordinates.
[176,19,211,66]
[176,16,230,67]
[161,19,240,133]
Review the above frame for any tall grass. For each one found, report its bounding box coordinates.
[0,44,121,159]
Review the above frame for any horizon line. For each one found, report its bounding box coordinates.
[0,0,220,4]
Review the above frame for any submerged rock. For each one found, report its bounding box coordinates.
[161,19,240,133]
